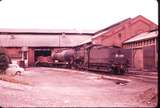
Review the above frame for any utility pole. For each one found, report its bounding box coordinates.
[157,0,159,73]
[59,35,60,47]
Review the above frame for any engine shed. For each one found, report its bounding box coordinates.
[0,15,158,72]
[0,29,93,67]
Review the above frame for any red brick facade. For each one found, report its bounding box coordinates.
[0,15,157,70]
[28,48,34,66]
[4,47,21,58]
[92,15,157,47]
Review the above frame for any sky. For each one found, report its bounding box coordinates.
[0,0,158,31]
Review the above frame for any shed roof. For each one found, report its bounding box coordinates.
[0,28,95,34]
[92,15,157,39]
[0,34,91,47]
[123,30,158,44]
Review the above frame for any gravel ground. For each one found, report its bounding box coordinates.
[0,67,158,107]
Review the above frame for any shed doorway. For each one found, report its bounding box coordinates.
[34,48,51,62]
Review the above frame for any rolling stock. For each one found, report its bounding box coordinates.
[74,44,131,74]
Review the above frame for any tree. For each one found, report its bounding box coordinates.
[0,48,11,74]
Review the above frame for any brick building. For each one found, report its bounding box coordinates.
[90,15,158,71]
[0,15,158,71]
[0,29,93,66]
[92,15,157,47]
[123,30,158,71]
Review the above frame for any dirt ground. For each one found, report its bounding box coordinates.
[0,67,158,107]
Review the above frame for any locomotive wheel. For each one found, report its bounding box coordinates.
[111,67,118,74]
[114,68,124,75]
[117,68,121,75]
[119,68,125,75]
[35,63,40,67]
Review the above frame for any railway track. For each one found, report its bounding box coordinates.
[78,68,158,84]
[125,72,157,83]
[36,67,157,84]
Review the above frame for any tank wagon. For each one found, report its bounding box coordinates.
[74,44,131,74]
[52,49,75,68]
[35,49,75,68]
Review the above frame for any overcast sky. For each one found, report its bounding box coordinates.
[0,0,158,31]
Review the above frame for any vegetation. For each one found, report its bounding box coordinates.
[0,47,11,74]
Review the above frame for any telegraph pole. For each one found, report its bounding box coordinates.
[157,0,159,70]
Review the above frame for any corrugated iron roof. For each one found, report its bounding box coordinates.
[78,38,92,46]
[123,30,158,44]
[0,35,91,47]
[0,28,95,34]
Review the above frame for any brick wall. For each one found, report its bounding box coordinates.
[123,38,157,71]
[92,16,157,47]
[4,47,21,58]
[28,48,34,66]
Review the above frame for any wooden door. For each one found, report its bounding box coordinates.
[133,48,143,70]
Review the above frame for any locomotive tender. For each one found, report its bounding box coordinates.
[74,44,131,74]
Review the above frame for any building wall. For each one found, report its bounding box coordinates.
[4,47,21,58]
[123,38,157,71]
[143,45,156,70]
[3,47,34,66]
[2,47,29,67]
[4,47,22,65]
[28,48,34,66]
[92,16,157,47]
